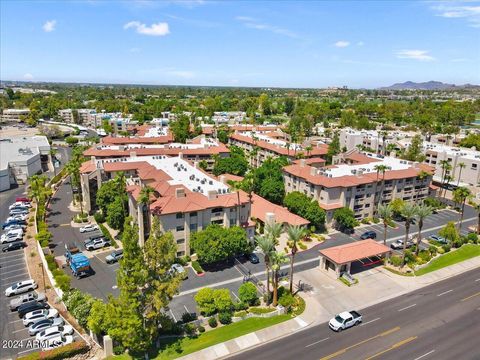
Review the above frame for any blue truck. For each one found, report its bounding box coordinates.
[65,246,91,278]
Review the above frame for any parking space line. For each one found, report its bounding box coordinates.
[10,319,24,324]
[231,291,240,301]
[0,257,27,265]
[0,253,25,259]
[169,309,177,322]
[1,267,28,276]
[12,328,28,334]
[2,272,28,280]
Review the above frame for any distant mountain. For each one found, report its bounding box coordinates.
[379,81,480,90]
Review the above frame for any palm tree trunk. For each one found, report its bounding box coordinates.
[402,223,410,266]
[265,259,271,305]
[456,168,462,187]
[458,201,465,232]
[383,223,387,245]
[272,270,278,307]
[69,177,76,205]
[415,221,423,256]
[236,192,241,226]
[289,249,296,293]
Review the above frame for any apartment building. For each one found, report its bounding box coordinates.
[283,152,434,225]
[1,109,30,122]
[397,140,480,186]
[229,130,328,166]
[83,135,229,171]
[58,109,96,125]
[79,155,254,256]
[339,128,415,154]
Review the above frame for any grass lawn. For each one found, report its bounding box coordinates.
[415,244,480,276]
[108,314,293,360]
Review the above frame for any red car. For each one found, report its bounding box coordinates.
[16,197,31,203]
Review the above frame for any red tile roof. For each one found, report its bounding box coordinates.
[250,194,309,226]
[101,134,174,145]
[319,239,391,265]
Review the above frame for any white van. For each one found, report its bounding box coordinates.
[1,229,24,243]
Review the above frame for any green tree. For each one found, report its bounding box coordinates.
[283,191,326,230]
[87,299,108,334]
[255,235,275,305]
[270,251,289,307]
[170,114,192,143]
[194,288,216,316]
[439,221,460,244]
[453,186,472,232]
[415,205,433,256]
[238,282,258,306]
[333,207,358,231]
[286,225,306,293]
[190,225,249,264]
[404,134,425,162]
[65,136,79,146]
[400,203,418,266]
[214,288,233,313]
[377,204,393,245]
[390,198,406,218]
[106,197,126,230]
[326,132,340,164]
[213,146,248,176]
[138,186,156,237]
[252,157,288,204]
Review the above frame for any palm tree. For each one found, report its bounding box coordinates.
[439,160,451,200]
[256,235,275,305]
[415,170,430,203]
[372,164,389,216]
[265,221,283,246]
[401,203,418,266]
[227,180,243,225]
[453,187,472,232]
[456,162,466,187]
[377,204,393,245]
[270,251,289,306]
[240,174,255,222]
[138,186,155,240]
[305,145,313,157]
[286,225,306,293]
[380,130,388,156]
[415,205,433,256]
[468,200,480,235]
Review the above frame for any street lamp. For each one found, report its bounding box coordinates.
[39,262,46,290]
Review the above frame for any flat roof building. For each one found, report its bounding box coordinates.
[1,109,30,123]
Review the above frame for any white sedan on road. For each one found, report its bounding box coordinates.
[79,224,99,233]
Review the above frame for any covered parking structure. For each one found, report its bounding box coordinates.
[319,239,391,278]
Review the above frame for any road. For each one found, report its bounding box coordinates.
[230,268,480,360]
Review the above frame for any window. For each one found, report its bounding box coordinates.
[176,238,185,244]
[211,207,223,214]
[230,208,235,212]
[176,213,184,219]
[211,219,223,225]
[176,225,184,232]
[189,223,197,232]
[472,164,477,169]
[190,211,197,217]
[176,251,185,257]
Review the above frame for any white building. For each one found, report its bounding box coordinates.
[1,109,30,123]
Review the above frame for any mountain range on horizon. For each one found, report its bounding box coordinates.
[379,81,480,90]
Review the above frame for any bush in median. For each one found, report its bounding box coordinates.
[238,282,259,306]
[17,340,89,360]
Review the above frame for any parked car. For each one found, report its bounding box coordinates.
[23,309,59,326]
[391,238,415,250]
[5,279,38,297]
[9,208,29,216]
[329,311,362,331]
[3,223,26,232]
[360,231,377,240]
[79,224,99,233]
[36,325,74,341]
[429,234,448,244]
[2,219,26,230]
[9,202,31,210]
[85,238,110,251]
[1,229,23,244]
[7,214,28,222]
[169,263,187,278]
[105,249,123,264]
[16,197,31,203]
[2,241,27,252]
[18,301,50,318]
[41,335,74,351]
[10,292,46,311]
[84,234,105,245]
[248,253,260,264]
[28,318,64,336]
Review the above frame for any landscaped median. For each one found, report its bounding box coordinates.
[415,244,480,276]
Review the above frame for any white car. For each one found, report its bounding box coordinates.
[36,325,74,341]
[85,238,110,251]
[79,224,99,233]
[1,230,23,244]
[41,335,74,351]
[28,318,64,336]
[4,223,26,232]
[9,208,29,216]
[23,309,59,326]
[9,202,31,210]
[8,214,28,222]
[5,280,37,297]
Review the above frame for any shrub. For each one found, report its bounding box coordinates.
[238,282,258,306]
[234,310,248,317]
[442,244,451,253]
[234,301,249,311]
[17,341,89,360]
[218,311,232,325]
[113,345,125,355]
[298,242,307,250]
[195,288,216,316]
[466,233,479,244]
[198,325,205,333]
[372,217,380,224]
[45,254,57,271]
[389,255,403,267]
[184,323,197,336]
[418,250,432,263]
[191,260,204,274]
[181,312,197,323]
[428,245,438,257]
[208,317,218,328]
[361,218,370,224]
[279,292,295,310]
[437,246,445,254]
[214,289,233,313]
[453,238,464,249]
[98,223,118,248]
[93,212,105,223]
[249,307,276,314]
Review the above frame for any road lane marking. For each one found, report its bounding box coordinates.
[365,336,417,360]
[360,317,380,326]
[461,291,480,302]
[414,350,435,360]
[305,337,329,348]
[319,326,400,360]
[398,304,416,312]
[437,289,453,297]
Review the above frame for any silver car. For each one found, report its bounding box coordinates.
[28,317,64,336]
[10,292,46,311]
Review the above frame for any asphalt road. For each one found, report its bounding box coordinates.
[229,268,480,360]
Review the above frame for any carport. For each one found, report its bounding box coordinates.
[319,239,391,278]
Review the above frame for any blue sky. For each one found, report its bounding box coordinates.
[1,0,479,88]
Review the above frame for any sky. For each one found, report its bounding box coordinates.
[1,0,479,88]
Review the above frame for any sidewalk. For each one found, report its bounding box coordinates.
[179,255,480,360]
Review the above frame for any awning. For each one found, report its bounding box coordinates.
[319,239,391,265]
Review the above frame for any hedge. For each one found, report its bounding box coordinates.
[248,307,276,315]
[191,260,204,274]
[18,340,89,360]
[98,223,119,248]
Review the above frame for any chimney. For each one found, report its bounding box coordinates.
[300,159,306,167]
[178,152,183,159]
[265,212,276,227]
[310,167,317,176]
[219,175,226,184]
[129,151,136,158]
[175,188,186,198]
[91,156,96,164]
[207,190,217,200]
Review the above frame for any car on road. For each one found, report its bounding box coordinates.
[79,224,99,233]
[429,234,448,244]
[28,317,64,336]
[18,301,50,318]
[169,263,188,278]
[391,238,415,250]
[329,311,362,331]
[2,241,27,252]
[105,249,123,264]
[41,335,74,351]
[10,292,46,311]
[36,325,74,342]
[23,309,59,326]
[248,253,260,264]
[5,279,38,297]
[85,238,110,251]
[360,231,377,240]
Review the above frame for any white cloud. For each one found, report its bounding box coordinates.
[42,20,56,32]
[235,16,299,39]
[431,3,480,27]
[124,21,170,36]
[396,49,435,61]
[23,73,34,81]
[334,41,350,48]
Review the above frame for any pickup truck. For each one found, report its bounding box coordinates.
[329,311,362,331]
[65,247,91,278]
[85,238,110,251]
[391,238,415,250]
